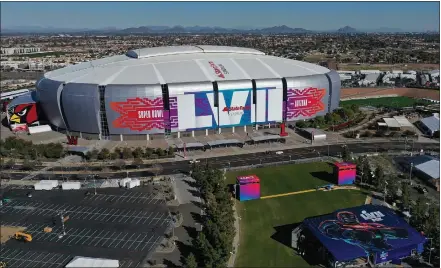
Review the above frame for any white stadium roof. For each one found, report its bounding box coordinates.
[44,45,330,85]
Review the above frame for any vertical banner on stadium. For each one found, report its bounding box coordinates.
[106,84,167,135]
[218,89,252,127]
[176,90,218,131]
[254,87,283,124]
[285,87,326,120]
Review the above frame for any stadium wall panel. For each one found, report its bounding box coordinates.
[285,75,330,121]
[105,84,164,135]
[254,79,284,123]
[62,83,101,134]
[326,70,341,111]
[36,78,67,129]
[217,80,253,128]
[168,82,216,132]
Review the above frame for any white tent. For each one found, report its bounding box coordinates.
[65,257,119,268]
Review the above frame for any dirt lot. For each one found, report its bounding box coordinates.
[1,226,25,244]
[341,87,440,101]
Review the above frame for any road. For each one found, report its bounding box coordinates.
[2,141,438,181]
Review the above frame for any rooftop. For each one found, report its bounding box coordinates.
[414,159,440,180]
[41,45,330,86]
[302,204,426,263]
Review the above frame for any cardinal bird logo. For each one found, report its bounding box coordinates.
[9,103,38,125]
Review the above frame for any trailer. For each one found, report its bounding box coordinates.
[127,179,141,189]
[34,182,54,190]
[61,182,81,190]
[40,180,59,188]
[28,125,52,134]
[119,178,131,188]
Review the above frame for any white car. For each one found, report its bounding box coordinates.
[275,151,284,155]
[189,159,200,164]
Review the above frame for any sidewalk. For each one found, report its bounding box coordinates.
[228,202,240,268]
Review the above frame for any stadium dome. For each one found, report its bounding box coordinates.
[36,45,341,140]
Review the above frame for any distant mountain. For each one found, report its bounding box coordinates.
[259,25,311,34]
[1,25,436,35]
[337,26,358,33]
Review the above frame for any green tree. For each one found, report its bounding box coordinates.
[401,183,410,209]
[109,152,118,160]
[156,148,165,157]
[331,112,342,124]
[324,112,333,124]
[132,147,144,159]
[374,166,385,190]
[121,148,132,159]
[144,148,153,158]
[296,120,307,128]
[183,252,198,268]
[97,148,110,160]
[114,148,122,158]
[168,146,175,156]
[314,116,325,127]
[341,145,351,162]
[350,104,359,113]
[343,107,354,119]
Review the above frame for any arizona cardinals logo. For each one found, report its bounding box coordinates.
[10,103,38,125]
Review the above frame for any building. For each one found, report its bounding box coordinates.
[299,128,327,141]
[417,114,440,137]
[414,158,440,192]
[0,47,41,55]
[291,205,426,267]
[29,45,340,141]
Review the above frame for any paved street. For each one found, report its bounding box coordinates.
[2,141,438,181]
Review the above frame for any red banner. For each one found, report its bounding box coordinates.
[286,87,326,119]
[110,97,165,131]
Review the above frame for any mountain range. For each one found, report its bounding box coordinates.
[1,25,436,34]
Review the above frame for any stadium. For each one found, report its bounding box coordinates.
[7,45,341,140]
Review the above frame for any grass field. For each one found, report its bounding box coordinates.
[341,96,423,108]
[227,162,367,267]
[226,162,335,196]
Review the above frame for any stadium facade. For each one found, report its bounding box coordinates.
[27,45,340,140]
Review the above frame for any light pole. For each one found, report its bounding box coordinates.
[383,181,388,203]
[409,162,413,186]
[93,175,97,195]
[59,210,66,236]
[289,155,292,161]
[428,237,434,265]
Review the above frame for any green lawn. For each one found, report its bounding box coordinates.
[341,96,427,108]
[227,162,367,267]
[226,162,335,196]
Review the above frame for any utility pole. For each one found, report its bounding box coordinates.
[59,210,66,237]
[428,237,434,265]
[93,175,97,195]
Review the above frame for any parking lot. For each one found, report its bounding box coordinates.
[0,187,173,267]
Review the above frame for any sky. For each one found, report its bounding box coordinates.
[1,1,439,31]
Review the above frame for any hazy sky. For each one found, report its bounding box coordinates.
[1,1,439,31]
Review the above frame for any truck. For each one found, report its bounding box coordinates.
[13,232,32,242]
